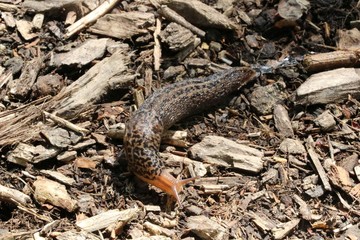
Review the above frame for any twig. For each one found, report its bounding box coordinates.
[64,0,121,38]
[306,135,332,191]
[42,111,90,135]
[153,18,162,71]
[158,5,206,37]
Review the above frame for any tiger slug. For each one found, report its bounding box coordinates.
[124,67,256,202]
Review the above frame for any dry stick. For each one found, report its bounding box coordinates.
[158,5,206,38]
[64,0,121,39]
[153,18,161,71]
[306,135,332,191]
[42,111,90,135]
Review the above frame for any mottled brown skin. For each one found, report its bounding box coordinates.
[124,67,256,202]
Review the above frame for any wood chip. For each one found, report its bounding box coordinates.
[76,208,139,232]
[33,177,78,212]
[189,135,264,173]
[186,215,228,240]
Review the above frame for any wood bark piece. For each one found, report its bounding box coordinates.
[33,177,78,212]
[305,135,332,191]
[0,3,20,12]
[186,215,228,240]
[303,51,359,72]
[51,49,134,118]
[159,0,238,30]
[41,127,82,148]
[161,152,207,177]
[189,136,264,173]
[0,184,32,206]
[2,12,16,28]
[8,55,43,100]
[50,38,110,67]
[247,211,276,232]
[76,208,139,232]
[294,68,360,105]
[143,221,175,237]
[56,230,101,240]
[40,170,76,186]
[22,0,84,14]
[7,142,60,166]
[273,104,294,138]
[279,138,306,154]
[64,0,121,38]
[16,19,38,40]
[272,218,300,240]
[88,12,155,40]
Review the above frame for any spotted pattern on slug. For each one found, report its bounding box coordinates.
[124,67,256,181]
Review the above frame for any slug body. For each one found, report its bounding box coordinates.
[124,67,256,202]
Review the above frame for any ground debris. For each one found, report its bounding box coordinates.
[0,0,360,239]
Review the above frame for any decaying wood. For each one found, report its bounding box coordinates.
[50,49,135,117]
[303,51,360,72]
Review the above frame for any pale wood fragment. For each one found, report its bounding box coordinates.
[0,184,32,206]
[189,136,264,173]
[143,221,175,238]
[158,5,206,37]
[294,68,360,105]
[43,111,90,135]
[51,50,134,118]
[76,208,139,232]
[153,18,161,71]
[0,3,19,12]
[186,215,228,240]
[33,177,78,212]
[65,0,121,38]
[87,12,155,40]
[273,104,294,138]
[7,142,60,166]
[306,135,332,191]
[247,211,276,232]
[272,218,300,240]
[292,194,312,220]
[303,51,360,72]
[40,170,76,186]
[16,19,38,40]
[1,12,16,28]
[49,38,109,67]
[159,0,238,30]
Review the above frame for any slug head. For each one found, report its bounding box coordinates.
[135,171,197,204]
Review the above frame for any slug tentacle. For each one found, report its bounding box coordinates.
[124,67,256,202]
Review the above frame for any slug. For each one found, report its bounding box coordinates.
[124,67,256,202]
